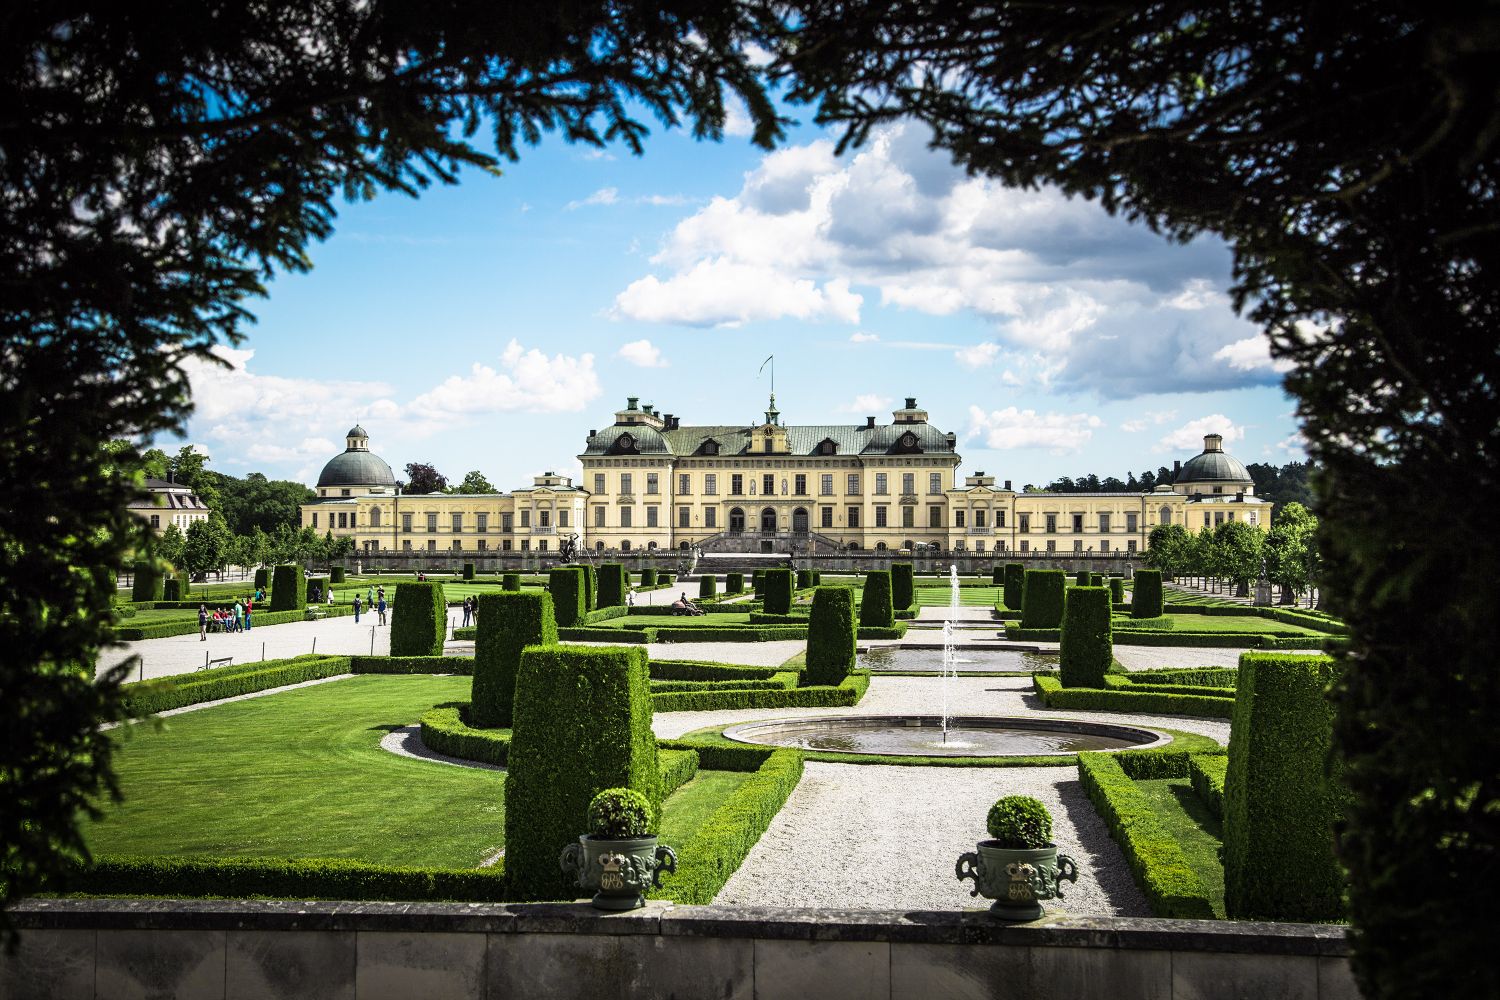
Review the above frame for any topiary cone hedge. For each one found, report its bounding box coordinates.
[471,591,558,727]
[1003,563,1025,611]
[1074,569,1090,587]
[1020,570,1065,629]
[762,569,794,615]
[1059,586,1112,688]
[891,563,914,612]
[505,644,660,901]
[596,563,627,609]
[390,581,446,656]
[859,570,895,629]
[805,586,857,687]
[1109,577,1125,604]
[269,564,306,612]
[1132,570,1164,618]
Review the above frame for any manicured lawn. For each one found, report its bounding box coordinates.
[88,674,758,871]
[1134,777,1226,918]
[88,675,505,868]
[1162,613,1325,636]
[657,771,752,848]
[916,585,1001,607]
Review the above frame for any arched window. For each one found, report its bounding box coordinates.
[904,539,914,550]
[1159,506,1172,525]
[760,507,777,532]
[621,540,631,552]
[595,541,605,552]
[369,507,381,527]
[647,541,657,551]
[679,541,689,550]
[729,507,745,533]
[792,507,809,533]
[876,541,887,552]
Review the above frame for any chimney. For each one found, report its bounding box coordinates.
[1173,460,1181,476]
[1236,491,1244,502]
[905,397,917,409]
[1004,480,1012,491]
[865,416,876,429]
[588,429,596,439]
[167,471,175,484]
[662,413,672,427]
[672,417,681,430]
[626,396,639,410]
[1204,433,1223,452]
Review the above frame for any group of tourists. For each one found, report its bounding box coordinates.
[460,595,479,627]
[197,595,256,639]
[352,586,387,625]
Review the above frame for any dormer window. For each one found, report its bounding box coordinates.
[702,439,719,456]
[901,432,917,448]
[819,438,837,455]
[620,433,634,449]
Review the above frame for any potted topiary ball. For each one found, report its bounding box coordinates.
[956,795,1079,920]
[559,788,677,911]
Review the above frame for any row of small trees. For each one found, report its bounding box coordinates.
[1144,502,1320,604]
[153,519,355,581]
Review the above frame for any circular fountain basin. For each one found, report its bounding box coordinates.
[721,715,1169,758]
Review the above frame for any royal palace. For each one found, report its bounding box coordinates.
[300,395,1269,569]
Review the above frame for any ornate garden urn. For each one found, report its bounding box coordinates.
[957,842,1080,920]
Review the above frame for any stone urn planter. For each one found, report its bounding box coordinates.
[956,795,1079,920]
[559,788,677,911]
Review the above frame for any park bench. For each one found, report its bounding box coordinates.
[305,607,328,621]
[200,656,232,672]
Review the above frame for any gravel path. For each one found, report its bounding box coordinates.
[1111,645,1321,671]
[716,761,1150,916]
[380,725,505,772]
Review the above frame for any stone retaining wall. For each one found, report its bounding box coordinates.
[1,900,1356,1000]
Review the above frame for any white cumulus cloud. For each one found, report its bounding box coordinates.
[406,340,600,420]
[849,331,880,343]
[1213,335,1295,374]
[613,260,861,328]
[965,405,1103,454]
[566,187,619,209]
[616,339,668,368]
[1156,415,1245,453]
[955,342,1001,369]
[839,394,893,414]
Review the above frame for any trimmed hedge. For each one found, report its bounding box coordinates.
[596,563,627,609]
[659,573,673,586]
[1224,653,1348,922]
[306,577,329,604]
[699,574,718,599]
[390,581,447,657]
[471,591,557,727]
[1005,625,1061,642]
[502,573,521,591]
[659,748,701,798]
[1114,632,1323,649]
[639,568,658,588]
[253,567,270,592]
[650,748,804,905]
[1003,563,1025,611]
[504,644,660,901]
[859,571,895,629]
[762,569,794,615]
[330,567,346,584]
[462,562,476,581]
[881,563,909,613]
[68,855,508,903]
[112,603,355,640]
[805,586,857,687]
[649,659,786,681]
[420,705,510,766]
[548,567,586,628]
[1111,614,1174,631]
[1032,673,1234,719]
[351,655,471,675]
[651,673,868,713]
[1131,667,1238,688]
[558,627,652,643]
[268,564,307,612]
[131,561,164,603]
[796,569,813,589]
[1132,569,1164,618]
[751,570,764,595]
[1109,577,1125,603]
[1074,570,1090,587]
[162,578,181,602]
[651,678,791,693]
[119,654,352,717]
[1020,569,1065,629]
[1189,754,1227,821]
[1059,586,1112,688]
[1103,676,1231,698]
[726,572,745,595]
[579,605,629,625]
[1076,752,1216,919]
[580,563,597,613]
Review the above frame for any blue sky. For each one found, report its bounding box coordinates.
[173,107,1304,490]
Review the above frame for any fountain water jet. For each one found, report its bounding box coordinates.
[940,563,961,743]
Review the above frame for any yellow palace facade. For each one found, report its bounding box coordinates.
[300,398,1271,561]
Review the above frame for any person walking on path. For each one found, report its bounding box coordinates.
[461,596,472,628]
[377,595,387,626]
[627,589,635,608]
[353,594,362,624]
[367,585,374,607]
[198,603,208,641]
[232,599,243,633]
[245,595,253,631]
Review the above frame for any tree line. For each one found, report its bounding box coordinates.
[1145,503,1320,605]
[1026,460,1316,524]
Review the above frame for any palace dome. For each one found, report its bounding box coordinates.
[317,427,397,489]
[1176,434,1252,485]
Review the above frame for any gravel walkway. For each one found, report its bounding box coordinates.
[1111,645,1321,671]
[716,761,1150,916]
[380,725,505,772]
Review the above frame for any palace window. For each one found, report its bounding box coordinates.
[478,540,487,551]
[452,540,462,551]
[370,508,381,527]
[847,474,860,495]
[426,513,438,532]
[705,474,717,495]
[595,506,605,528]
[402,513,413,533]
[875,473,888,495]
[929,506,942,528]
[1126,513,1138,532]
[902,473,915,495]
[1101,540,1110,552]
[955,510,966,528]
[875,506,888,528]
[1128,540,1138,553]
[477,513,488,532]
[427,540,437,551]
[902,506,914,528]
[1020,540,1029,552]
[646,506,658,527]
[150,514,159,528]
[930,472,942,494]
[1072,513,1084,532]
[821,507,833,529]
[341,489,351,497]
[1046,540,1056,552]
[620,507,632,528]
[312,513,318,529]
[646,473,659,495]
[679,474,690,495]
[996,510,1005,528]
[679,506,690,528]
[1074,540,1083,552]
[336,513,346,528]
[1019,514,1030,532]
[731,474,744,495]
[847,506,861,528]
[594,473,605,494]
[1046,514,1057,533]
[520,510,530,528]
[502,539,512,551]
[521,540,530,551]
[705,507,717,529]
[502,513,514,533]
[1099,513,1111,532]
[403,540,412,551]
[820,473,833,496]
[452,513,463,532]
[559,510,570,528]
[621,473,633,495]
[1160,507,1172,525]
[794,474,807,495]
[975,509,987,528]
[763,474,775,495]
[539,510,551,528]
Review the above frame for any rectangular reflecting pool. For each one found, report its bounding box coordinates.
[858,646,1057,673]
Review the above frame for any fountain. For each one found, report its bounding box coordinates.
[940,563,961,743]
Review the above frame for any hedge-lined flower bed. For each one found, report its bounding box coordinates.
[1163,604,1349,635]
[1076,751,1217,919]
[649,678,792,693]
[350,655,472,675]
[1032,673,1234,719]
[648,659,790,681]
[1102,675,1234,698]
[118,654,353,717]
[65,855,509,902]
[1129,667,1238,688]
[649,672,868,712]
[1109,614,1174,631]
